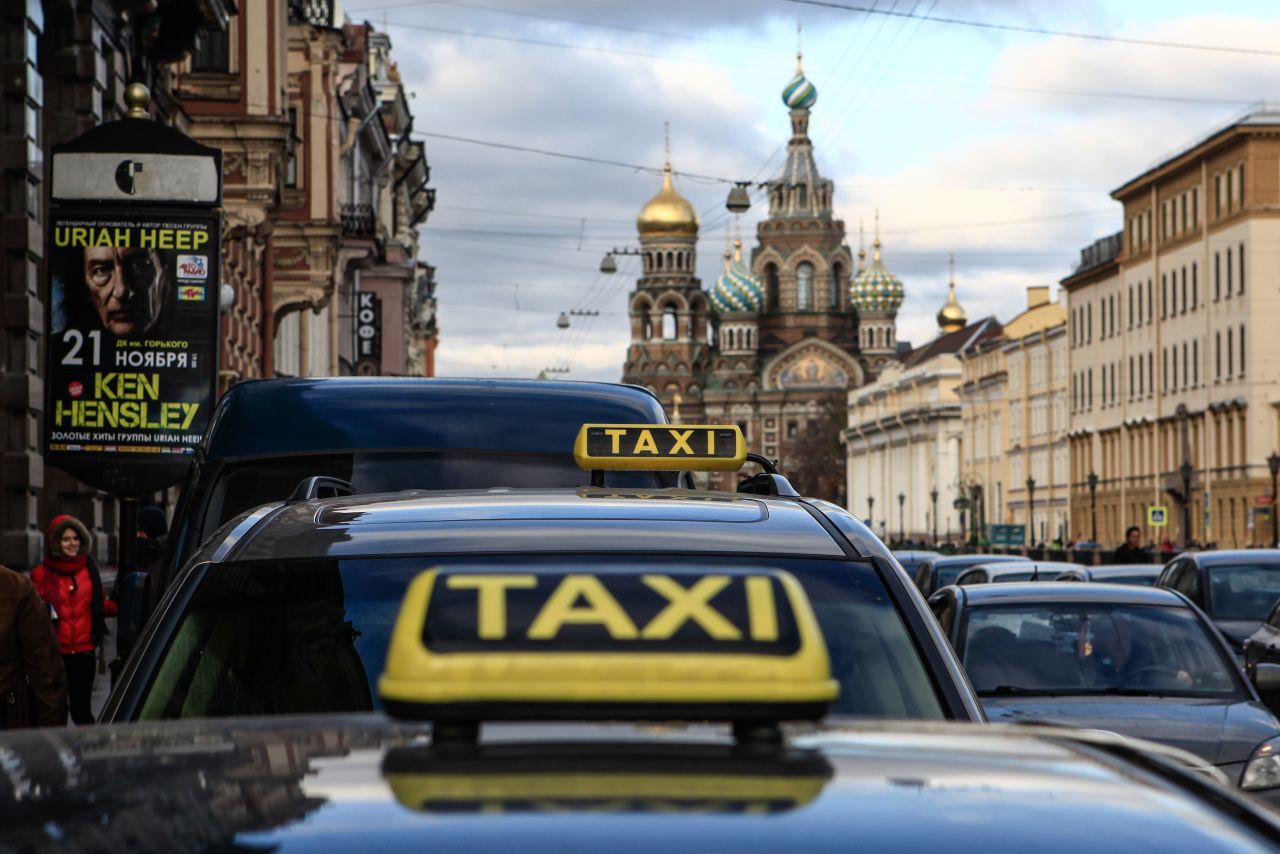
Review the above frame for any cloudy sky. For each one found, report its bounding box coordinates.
[343,0,1280,380]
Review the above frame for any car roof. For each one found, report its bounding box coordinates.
[1088,564,1164,575]
[955,581,1188,607]
[221,488,851,562]
[1190,549,1280,567]
[0,715,1273,850]
[202,378,666,462]
[893,550,940,560]
[929,554,1025,568]
[972,561,1083,573]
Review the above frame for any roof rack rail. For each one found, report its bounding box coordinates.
[288,476,355,503]
[737,454,800,497]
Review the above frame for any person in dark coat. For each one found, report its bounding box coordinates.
[1112,526,1151,565]
[30,515,117,724]
[0,565,67,728]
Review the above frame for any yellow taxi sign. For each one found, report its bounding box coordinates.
[377,566,837,723]
[573,423,746,471]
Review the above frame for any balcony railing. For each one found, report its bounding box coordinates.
[341,202,376,238]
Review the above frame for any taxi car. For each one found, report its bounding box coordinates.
[154,378,683,595]
[928,581,1280,803]
[7,558,1280,850]
[105,424,982,724]
[1056,564,1164,586]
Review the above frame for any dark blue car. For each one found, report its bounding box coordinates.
[1156,550,1280,656]
[929,581,1280,804]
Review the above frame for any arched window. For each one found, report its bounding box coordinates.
[662,306,677,340]
[656,252,664,271]
[765,264,780,309]
[830,262,843,309]
[666,251,674,271]
[644,319,653,340]
[796,262,814,310]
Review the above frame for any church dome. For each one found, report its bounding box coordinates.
[711,241,763,314]
[850,237,903,314]
[937,280,967,334]
[637,163,699,238]
[781,54,817,109]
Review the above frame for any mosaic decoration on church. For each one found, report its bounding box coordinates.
[777,354,849,389]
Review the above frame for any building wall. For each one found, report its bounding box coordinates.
[1065,116,1280,549]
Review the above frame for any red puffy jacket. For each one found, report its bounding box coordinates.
[31,515,117,655]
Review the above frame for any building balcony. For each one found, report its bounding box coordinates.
[341,202,376,238]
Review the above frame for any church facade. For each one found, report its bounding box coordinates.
[620,58,907,497]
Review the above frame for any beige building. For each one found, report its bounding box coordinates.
[1063,108,1280,548]
[846,279,999,545]
[957,289,1067,546]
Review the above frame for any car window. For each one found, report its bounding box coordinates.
[956,570,985,586]
[960,603,1243,699]
[203,451,667,531]
[1206,564,1280,622]
[134,555,946,722]
[928,592,955,636]
[1057,571,1084,582]
[1167,561,1203,605]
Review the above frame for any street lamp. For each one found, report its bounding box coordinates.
[1026,477,1036,552]
[867,496,875,528]
[1179,461,1193,549]
[1086,471,1098,544]
[1268,451,1280,548]
[930,487,940,548]
[897,492,906,546]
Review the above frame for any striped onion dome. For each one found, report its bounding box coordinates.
[781,54,817,109]
[850,237,904,313]
[711,241,763,314]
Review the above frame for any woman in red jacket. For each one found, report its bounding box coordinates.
[31,515,116,724]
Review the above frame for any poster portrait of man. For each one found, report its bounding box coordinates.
[51,243,169,337]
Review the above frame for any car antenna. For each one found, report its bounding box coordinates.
[1031,564,1039,581]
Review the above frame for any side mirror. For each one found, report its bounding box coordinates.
[1253,662,1280,692]
[116,571,152,658]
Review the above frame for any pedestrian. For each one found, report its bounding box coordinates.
[135,505,169,573]
[1113,526,1151,564]
[30,515,116,725]
[0,564,67,729]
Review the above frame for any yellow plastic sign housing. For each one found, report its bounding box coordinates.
[573,424,746,472]
[377,566,838,723]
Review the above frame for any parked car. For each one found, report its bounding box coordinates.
[928,581,1280,804]
[912,554,1027,596]
[1057,564,1164,586]
[954,561,1082,586]
[1156,550,1280,656]
[892,549,941,576]
[1243,598,1280,716]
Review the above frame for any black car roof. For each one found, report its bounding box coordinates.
[202,378,666,462]
[1189,550,1280,567]
[929,554,1025,568]
[223,488,851,562]
[954,581,1187,607]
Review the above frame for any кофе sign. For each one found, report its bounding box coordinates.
[44,85,221,496]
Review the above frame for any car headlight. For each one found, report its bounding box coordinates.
[1241,737,1280,791]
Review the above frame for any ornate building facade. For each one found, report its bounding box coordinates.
[620,58,904,500]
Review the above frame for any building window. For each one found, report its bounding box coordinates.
[1182,342,1188,389]
[1191,262,1197,309]
[661,306,677,340]
[192,26,230,72]
[1239,242,1245,295]
[1162,348,1168,391]
[1226,247,1233,297]
[1146,279,1152,324]
[1227,328,1234,376]
[1215,174,1222,217]
[1147,351,1153,395]
[1161,275,1167,318]
[1111,362,1117,403]
[1215,331,1221,379]
[1181,193,1187,233]
[830,262,842,309]
[1240,324,1246,376]
[787,421,798,439]
[1214,252,1220,301]
[796,262,814,310]
[1239,162,1245,208]
[1128,286,1134,329]
[1129,357,1134,399]
[1088,370,1093,408]
[1192,187,1198,229]
[1087,303,1092,341]
[765,264,779,310]
[1180,267,1187,315]
[1192,338,1198,385]
[284,107,299,188]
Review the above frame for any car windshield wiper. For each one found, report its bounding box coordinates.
[1090,686,1166,697]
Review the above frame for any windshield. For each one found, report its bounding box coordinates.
[1207,564,1280,622]
[961,603,1242,699]
[1095,573,1157,587]
[134,555,945,722]
[992,570,1062,583]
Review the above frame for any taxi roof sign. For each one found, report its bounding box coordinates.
[378,566,837,726]
[574,424,746,472]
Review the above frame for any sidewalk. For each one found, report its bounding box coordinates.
[88,568,117,722]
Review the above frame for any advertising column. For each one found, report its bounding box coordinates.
[44,85,221,500]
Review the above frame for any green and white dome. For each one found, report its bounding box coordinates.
[711,241,763,314]
[781,53,817,109]
[850,237,903,313]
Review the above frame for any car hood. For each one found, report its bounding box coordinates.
[981,696,1279,765]
[1214,620,1262,649]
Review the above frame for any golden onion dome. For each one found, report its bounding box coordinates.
[637,163,699,238]
[937,279,968,334]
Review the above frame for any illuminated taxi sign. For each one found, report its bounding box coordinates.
[378,566,837,722]
[573,423,746,471]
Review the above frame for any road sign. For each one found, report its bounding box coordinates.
[1148,506,1168,527]
[989,524,1026,546]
